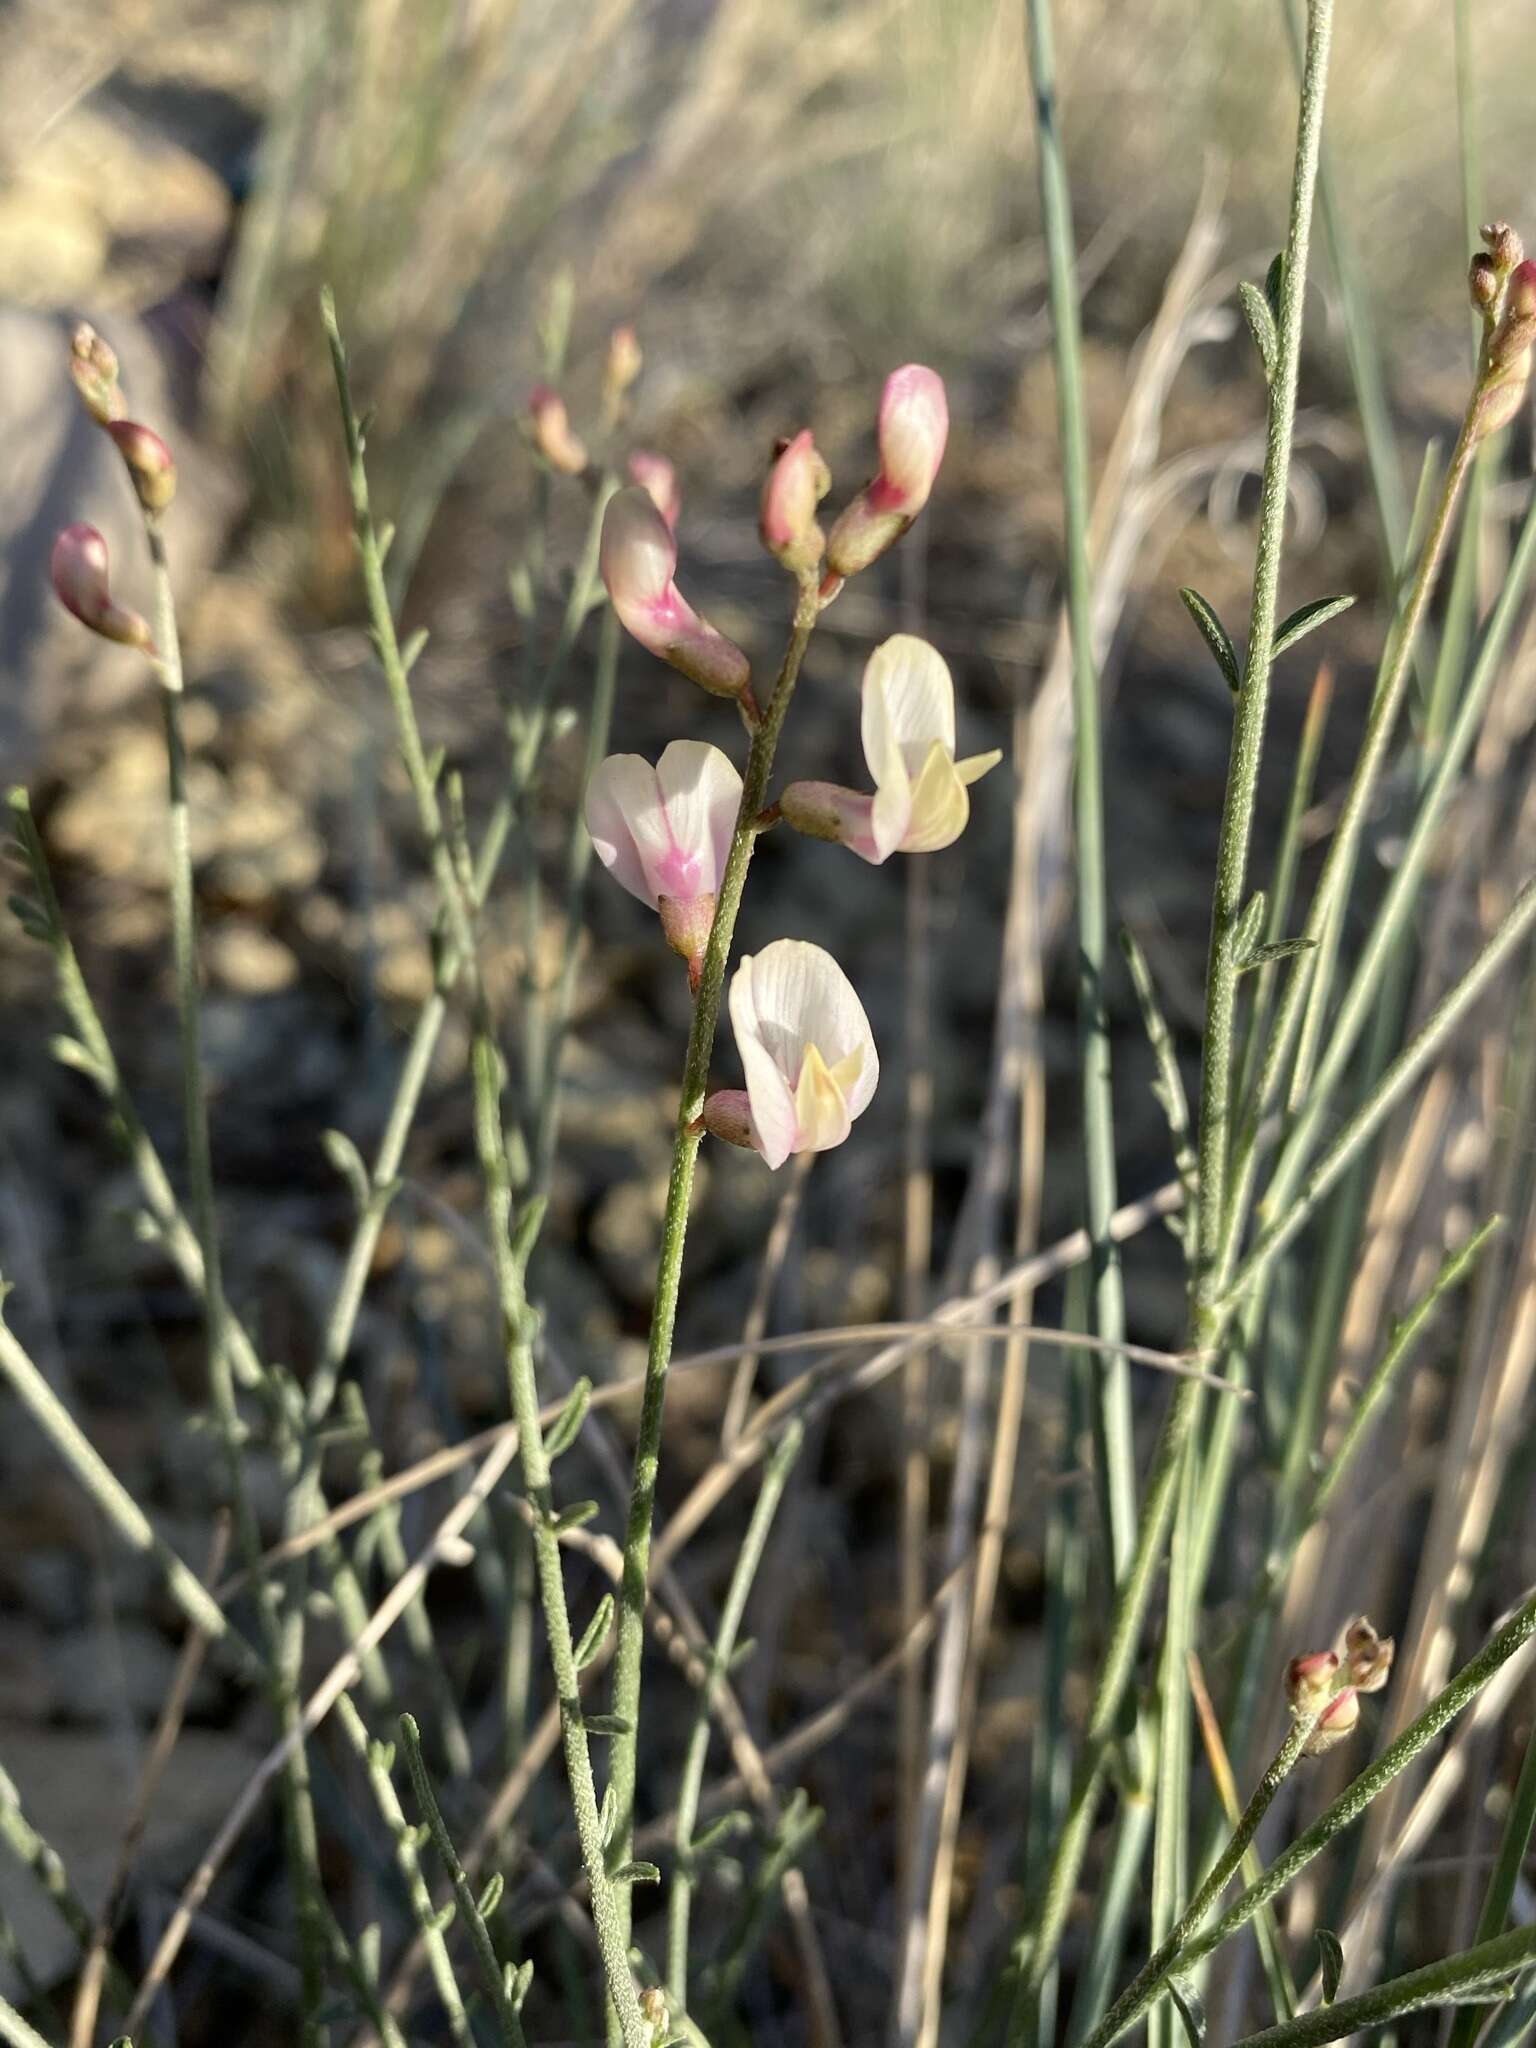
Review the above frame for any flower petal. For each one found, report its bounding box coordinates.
[863,635,956,763]
[792,1041,853,1154]
[956,748,1003,788]
[729,954,799,1169]
[655,740,742,898]
[583,754,664,905]
[901,740,972,853]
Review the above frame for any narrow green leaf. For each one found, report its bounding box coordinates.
[506,1958,534,2010]
[582,1712,632,1737]
[1238,281,1279,384]
[692,1810,753,1857]
[477,1871,504,1918]
[1240,936,1319,973]
[599,1784,618,1848]
[1273,594,1356,658]
[510,1194,549,1271]
[1317,1929,1344,2004]
[1179,587,1242,694]
[611,1860,661,1886]
[550,1498,599,1536]
[1265,250,1285,321]
[574,1593,614,1670]
[543,1377,592,1461]
[321,1128,372,1212]
[400,626,429,674]
[1232,891,1267,965]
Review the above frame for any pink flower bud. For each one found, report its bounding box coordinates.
[50,524,154,651]
[1482,221,1525,275]
[106,420,177,514]
[1303,1687,1360,1757]
[584,740,740,982]
[600,486,750,699]
[1476,258,1536,441]
[604,325,642,410]
[69,322,124,426]
[701,1088,756,1149]
[760,429,830,575]
[528,384,588,475]
[825,365,948,579]
[1286,1650,1339,1717]
[627,451,681,532]
[780,779,875,851]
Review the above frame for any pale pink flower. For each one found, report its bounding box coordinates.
[825,366,948,578]
[528,384,588,474]
[600,486,749,699]
[780,635,999,863]
[584,740,742,982]
[626,451,681,532]
[50,524,154,651]
[709,940,878,1169]
[760,429,829,574]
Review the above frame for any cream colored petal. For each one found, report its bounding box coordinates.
[740,939,876,1085]
[900,740,972,853]
[828,1041,877,1119]
[956,748,1003,788]
[655,739,743,895]
[728,953,799,1169]
[863,634,956,760]
[583,754,663,905]
[792,1040,853,1154]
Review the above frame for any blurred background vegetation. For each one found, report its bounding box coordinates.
[3,0,1536,2041]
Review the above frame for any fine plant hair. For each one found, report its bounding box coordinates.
[5,3,1536,2045]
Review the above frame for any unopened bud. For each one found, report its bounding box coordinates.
[528,385,588,475]
[1475,257,1536,441]
[1342,1615,1394,1695]
[760,429,830,575]
[1286,1650,1339,1717]
[658,891,716,991]
[1481,221,1525,275]
[701,1089,755,1149]
[825,364,948,579]
[1302,1687,1360,1757]
[600,486,749,700]
[50,523,154,651]
[780,778,870,849]
[1470,252,1500,318]
[627,451,681,532]
[106,420,177,514]
[604,325,642,413]
[69,322,124,426]
[638,1985,668,2042]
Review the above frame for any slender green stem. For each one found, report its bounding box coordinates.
[1081,1712,1317,2048]
[1178,1589,1536,1976]
[1219,877,1536,1311]
[400,1713,528,2048]
[1231,1925,1536,2048]
[1445,1717,1536,2048]
[1025,0,1135,1583]
[606,578,824,1938]
[0,1994,52,2048]
[1006,9,1335,2017]
[667,1422,802,2006]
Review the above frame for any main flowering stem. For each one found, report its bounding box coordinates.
[606,576,824,1964]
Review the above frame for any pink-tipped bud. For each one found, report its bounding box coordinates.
[600,486,750,699]
[1286,1650,1340,1717]
[825,365,948,578]
[1470,252,1500,318]
[760,429,830,575]
[528,385,588,475]
[1476,257,1536,441]
[701,1089,756,1149]
[69,322,124,426]
[50,524,154,651]
[604,325,643,411]
[627,451,681,532]
[1342,1615,1395,1695]
[1303,1687,1360,1757]
[658,891,716,992]
[106,420,177,514]
[1482,221,1525,275]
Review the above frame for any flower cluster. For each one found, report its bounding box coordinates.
[50,324,178,653]
[1285,1614,1394,1758]
[583,361,998,1168]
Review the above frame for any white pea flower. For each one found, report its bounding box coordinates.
[704,939,879,1168]
[780,634,1000,863]
[584,740,742,983]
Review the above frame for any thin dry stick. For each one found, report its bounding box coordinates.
[720,1153,812,1450]
[123,1428,519,2038]
[70,1520,231,2048]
